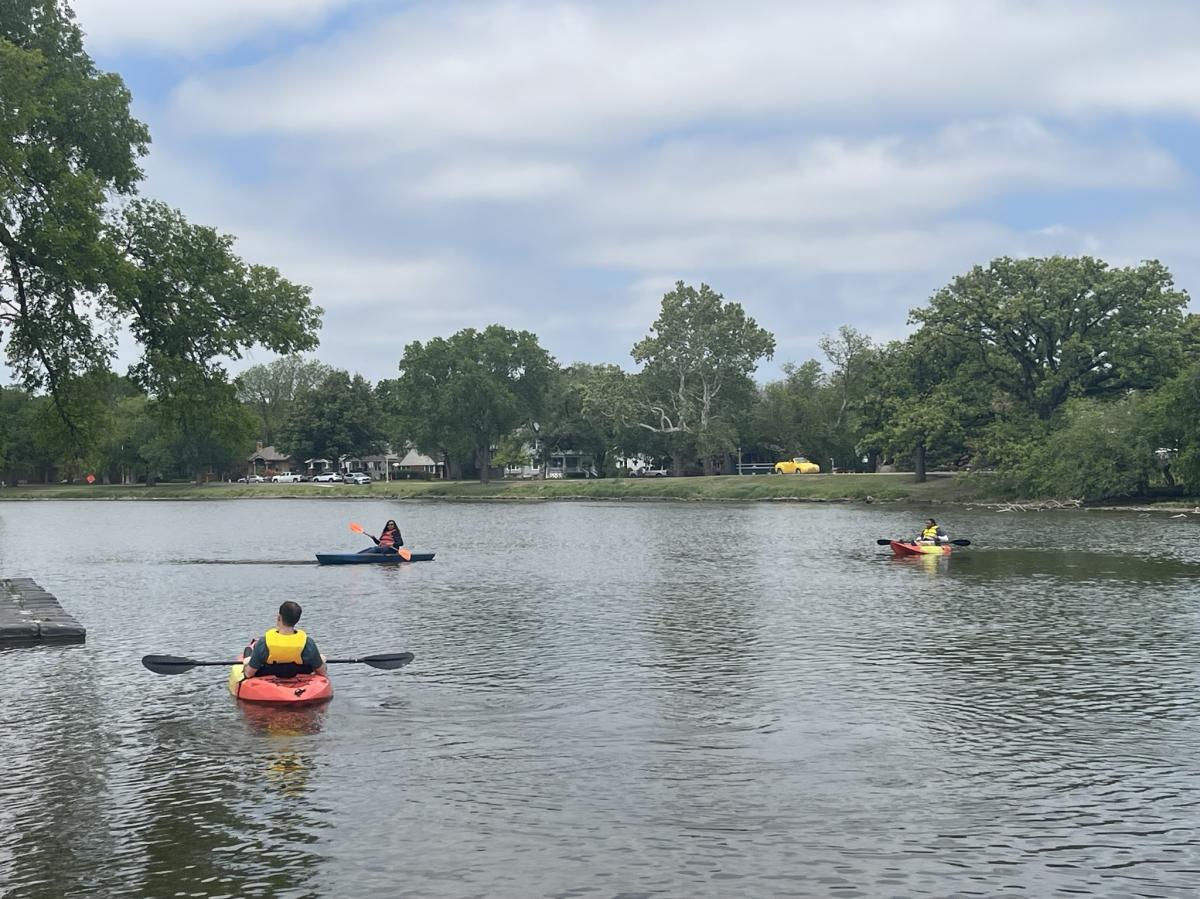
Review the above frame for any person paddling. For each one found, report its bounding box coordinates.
[365,519,404,555]
[915,518,949,545]
[243,601,327,678]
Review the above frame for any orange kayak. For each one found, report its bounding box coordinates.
[889,540,952,557]
[228,661,333,705]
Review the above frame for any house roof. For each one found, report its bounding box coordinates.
[248,445,290,463]
[399,449,440,467]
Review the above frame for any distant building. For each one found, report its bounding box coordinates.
[246,443,293,476]
[339,447,446,480]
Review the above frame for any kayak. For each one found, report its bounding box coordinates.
[228,661,333,705]
[889,540,952,557]
[315,551,436,565]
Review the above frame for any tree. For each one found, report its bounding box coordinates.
[995,397,1156,500]
[537,363,639,477]
[632,282,775,474]
[387,326,555,482]
[860,336,976,482]
[911,256,1189,420]
[236,356,332,446]
[0,2,321,440]
[277,370,386,466]
[750,360,834,461]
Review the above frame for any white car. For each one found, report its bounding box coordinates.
[311,472,344,483]
[237,474,266,483]
[346,472,372,485]
[271,472,305,483]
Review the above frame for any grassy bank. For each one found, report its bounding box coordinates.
[0,473,983,503]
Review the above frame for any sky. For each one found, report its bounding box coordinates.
[68,0,1200,383]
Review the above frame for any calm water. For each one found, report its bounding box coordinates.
[1,499,1199,898]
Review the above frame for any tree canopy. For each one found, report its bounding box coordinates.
[385,325,555,482]
[0,0,321,439]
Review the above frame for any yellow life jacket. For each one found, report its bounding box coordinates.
[921,525,940,540]
[264,627,308,665]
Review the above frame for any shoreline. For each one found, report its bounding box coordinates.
[1,474,1198,512]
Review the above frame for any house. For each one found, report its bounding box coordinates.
[247,443,293,477]
[504,444,596,479]
[338,447,446,480]
[396,448,444,478]
[302,458,334,476]
[548,451,597,478]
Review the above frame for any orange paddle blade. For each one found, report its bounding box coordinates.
[398,547,412,561]
[349,522,365,533]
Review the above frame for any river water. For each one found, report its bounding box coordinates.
[0,499,1198,898]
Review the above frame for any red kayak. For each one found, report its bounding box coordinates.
[228,661,333,705]
[889,540,952,557]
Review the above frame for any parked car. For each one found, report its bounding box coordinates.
[774,457,820,474]
[311,472,345,483]
[237,474,266,483]
[271,472,305,483]
[346,472,372,485]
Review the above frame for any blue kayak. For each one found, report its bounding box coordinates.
[316,551,436,565]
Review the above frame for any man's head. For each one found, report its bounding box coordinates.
[926,519,936,527]
[279,601,303,627]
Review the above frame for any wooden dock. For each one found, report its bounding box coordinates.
[0,578,85,644]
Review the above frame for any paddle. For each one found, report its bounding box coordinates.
[876,538,972,546]
[141,652,415,675]
[349,521,412,561]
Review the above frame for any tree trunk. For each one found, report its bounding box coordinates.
[913,444,927,483]
[477,446,491,484]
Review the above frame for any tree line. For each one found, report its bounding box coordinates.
[4,2,1200,500]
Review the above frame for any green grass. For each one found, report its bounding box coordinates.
[0,473,981,503]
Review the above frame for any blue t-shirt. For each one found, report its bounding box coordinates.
[248,633,323,673]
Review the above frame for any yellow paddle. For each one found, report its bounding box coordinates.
[349,521,412,560]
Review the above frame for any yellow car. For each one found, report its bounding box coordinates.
[774,457,820,474]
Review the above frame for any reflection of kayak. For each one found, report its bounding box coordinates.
[315,551,436,565]
[228,661,334,705]
[889,540,952,557]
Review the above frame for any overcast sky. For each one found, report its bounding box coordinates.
[71,0,1200,382]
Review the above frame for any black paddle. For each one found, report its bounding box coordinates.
[876,538,972,546]
[141,652,415,675]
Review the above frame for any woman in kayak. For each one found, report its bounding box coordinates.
[364,519,404,554]
[243,601,327,678]
[916,519,948,545]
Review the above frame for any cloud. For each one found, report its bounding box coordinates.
[169,0,1200,145]
[72,0,357,55]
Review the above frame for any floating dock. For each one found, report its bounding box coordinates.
[0,578,85,645]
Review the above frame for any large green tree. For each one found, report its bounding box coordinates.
[911,256,1189,420]
[633,282,774,474]
[0,1,321,439]
[277,370,386,466]
[387,325,555,482]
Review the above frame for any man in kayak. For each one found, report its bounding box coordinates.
[916,518,949,545]
[361,519,404,554]
[243,601,327,678]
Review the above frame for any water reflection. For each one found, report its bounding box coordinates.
[2,500,1200,896]
[238,701,329,737]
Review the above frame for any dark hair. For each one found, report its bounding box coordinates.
[279,601,302,627]
[383,520,399,531]
[926,518,936,525]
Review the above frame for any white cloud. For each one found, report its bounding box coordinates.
[168,0,1200,145]
[414,158,581,201]
[72,0,358,55]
